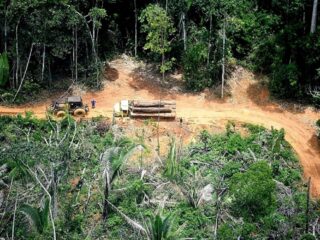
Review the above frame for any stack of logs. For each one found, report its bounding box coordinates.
[129,100,176,119]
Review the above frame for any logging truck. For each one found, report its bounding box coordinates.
[113,100,176,119]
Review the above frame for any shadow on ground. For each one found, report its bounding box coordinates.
[105,66,119,81]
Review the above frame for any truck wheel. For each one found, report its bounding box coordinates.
[74,108,86,117]
[56,111,66,118]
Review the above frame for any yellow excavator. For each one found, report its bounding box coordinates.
[50,96,89,117]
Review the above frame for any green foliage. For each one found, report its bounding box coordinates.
[164,139,180,180]
[140,4,175,74]
[140,4,175,55]
[145,213,179,240]
[270,63,301,98]
[5,158,32,182]
[0,116,318,239]
[19,198,50,234]
[316,119,320,139]
[300,234,317,240]
[217,223,237,239]
[0,52,9,87]
[229,161,276,221]
[89,7,107,30]
[1,0,320,102]
[183,37,210,90]
[104,138,143,185]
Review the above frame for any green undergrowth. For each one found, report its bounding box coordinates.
[0,115,318,239]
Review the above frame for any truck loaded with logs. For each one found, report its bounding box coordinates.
[113,100,176,119]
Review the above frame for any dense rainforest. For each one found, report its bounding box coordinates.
[0,0,320,102]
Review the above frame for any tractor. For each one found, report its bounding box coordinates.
[50,96,89,117]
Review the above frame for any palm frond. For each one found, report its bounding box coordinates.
[164,139,180,180]
[19,198,50,234]
[145,212,178,240]
[39,198,50,230]
[19,204,43,233]
[7,159,32,182]
[101,138,143,185]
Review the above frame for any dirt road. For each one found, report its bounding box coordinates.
[1,57,320,197]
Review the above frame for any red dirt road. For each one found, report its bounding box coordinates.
[1,58,320,197]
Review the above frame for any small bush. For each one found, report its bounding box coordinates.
[229,161,276,221]
[269,63,301,98]
[316,119,320,138]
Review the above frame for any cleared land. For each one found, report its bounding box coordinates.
[1,57,320,197]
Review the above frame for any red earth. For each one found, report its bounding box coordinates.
[1,57,320,197]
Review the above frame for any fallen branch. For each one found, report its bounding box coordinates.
[11,194,18,240]
[107,199,146,234]
[28,167,56,240]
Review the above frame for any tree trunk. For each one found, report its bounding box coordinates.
[13,43,34,102]
[15,21,20,89]
[70,8,100,87]
[182,12,187,51]
[41,44,46,82]
[72,26,75,81]
[96,28,100,57]
[134,0,138,57]
[207,14,212,67]
[303,3,306,34]
[221,19,226,99]
[85,42,89,82]
[75,25,78,82]
[91,21,100,88]
[162,53,165,82]
[48,58,52,87]
[52,168,58,219]
[11,194,18,240]
[11,62,16,88]
[306,177,311,233]
[92,21,96,48]
[4,8,7,52]
[102,177,109,220]
[30,169,56,240]
[311,0,318,34]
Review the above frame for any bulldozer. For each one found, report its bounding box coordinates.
[50,96,89,117]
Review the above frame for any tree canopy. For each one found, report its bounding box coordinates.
[0,0,320,101]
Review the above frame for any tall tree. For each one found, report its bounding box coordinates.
[134,0,138,57]
[221,17,226,98]
[140,4,175,80]
[311,0,318,33]
[180,0,193,51]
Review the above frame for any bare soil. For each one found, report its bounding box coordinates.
[1,55,320,197]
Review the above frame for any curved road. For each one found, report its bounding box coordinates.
[1,59,319,197]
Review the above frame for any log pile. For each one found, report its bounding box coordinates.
[129,100,176,119]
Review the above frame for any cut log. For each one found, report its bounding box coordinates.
[132,100,176,107]
[130,112,176,118]
[131,105,176,109]
[130,107,173,113]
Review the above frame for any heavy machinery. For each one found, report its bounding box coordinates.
[50,96,89,117]
[113,100,176,119]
